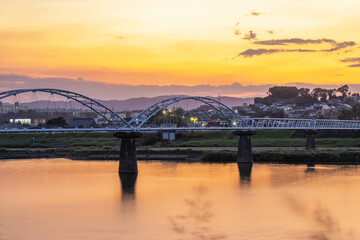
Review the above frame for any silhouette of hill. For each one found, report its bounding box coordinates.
[17,95,254,112]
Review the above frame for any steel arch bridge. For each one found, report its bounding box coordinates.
[1,88,360,133]
[0,88,132,128]
[127,96,250,128]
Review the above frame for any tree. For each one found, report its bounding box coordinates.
[46,117,67,127]
[268,86,299,99]
[337,85,349,99]
[296,88,314,105]
[311,88,329,102]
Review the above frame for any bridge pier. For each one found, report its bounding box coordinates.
[233,130,256,163]
[304,129,317,150]
[114,132,142,173]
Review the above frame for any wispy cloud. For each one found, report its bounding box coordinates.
[249,10,262,16]
[238,38,356,57]
[340,57,360,67]
[242,30,257,40]
[340,57,360,63]
[254,38,336,45]
[250,11,261,16]
[322,41,356,52]
[239,48,316,57]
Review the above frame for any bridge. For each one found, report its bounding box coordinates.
[1,88,360,173]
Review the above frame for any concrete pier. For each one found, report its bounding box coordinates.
[233,130,256,163]
[304,129,317,150]
[119,173,138,194]
[114,132,142,173]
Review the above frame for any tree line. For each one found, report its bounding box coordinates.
[254,85,358,106]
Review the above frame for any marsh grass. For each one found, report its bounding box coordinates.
[285,196,355,240]
[169,185,226,240]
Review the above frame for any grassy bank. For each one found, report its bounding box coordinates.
[201,149,360,164]
[0,130,360,154]
[1,146,360,164]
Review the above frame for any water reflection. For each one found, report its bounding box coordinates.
[237,162,253,184]
[306,163,316,172]
[119,173,137,194]
[3,159,360,240]
[119,173,137,205]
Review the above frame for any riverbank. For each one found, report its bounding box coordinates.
[1,130,360,149]
[1,130,360,164]
[1,147,360,164]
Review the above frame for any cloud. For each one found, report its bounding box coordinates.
[239,38,356,57]
[242,30,257,40]
[266,30,274,34]
[321,41,356,52]
[1,74,360,102]
[348,64,360,67]
[238,48,316,57]
[340,57,360,67]
[239,48,283,57]
[250,10,261,16]
[234,29,241,36]
[340,57,360,63]
[254,38,336,45]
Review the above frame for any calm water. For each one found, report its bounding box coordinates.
[1,159,360,240]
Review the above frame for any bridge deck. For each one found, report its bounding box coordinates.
[1,118,360,133]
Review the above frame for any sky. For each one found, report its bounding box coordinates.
[1,0,360,96]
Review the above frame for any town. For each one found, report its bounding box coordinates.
[0,85,359,129]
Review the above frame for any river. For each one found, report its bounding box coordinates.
[0,159,359,240]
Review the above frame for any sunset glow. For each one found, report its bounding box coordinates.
[1,0,360,86]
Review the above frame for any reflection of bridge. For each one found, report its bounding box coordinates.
[1,88,360,173]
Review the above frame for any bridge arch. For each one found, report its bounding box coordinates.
[0,88,132,128]
[128,96,249,128]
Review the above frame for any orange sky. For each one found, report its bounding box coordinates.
[1,0,360,86]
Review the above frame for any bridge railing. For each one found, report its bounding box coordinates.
[242,118,360,129]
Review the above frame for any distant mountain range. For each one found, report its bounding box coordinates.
[10,95,254,112]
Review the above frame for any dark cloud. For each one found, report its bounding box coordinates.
[250,11,261,16]
[238,48,316,57]
[242,30,257,40]
[339,57,360,67]
[321,41,356,52]
[287,49,317,52]
[239,48,283,57]
[239,38,356,57]
[340,57,360,63]
[254,38,336,45]
[348,64,360,67]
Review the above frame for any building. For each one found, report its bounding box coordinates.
[14,102,20,112]
[322,106,342,119]
[71,118,97,128]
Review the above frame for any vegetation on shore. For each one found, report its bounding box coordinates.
[2,129,360,150]
[0,130,360,163]
[202,149,360,164]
